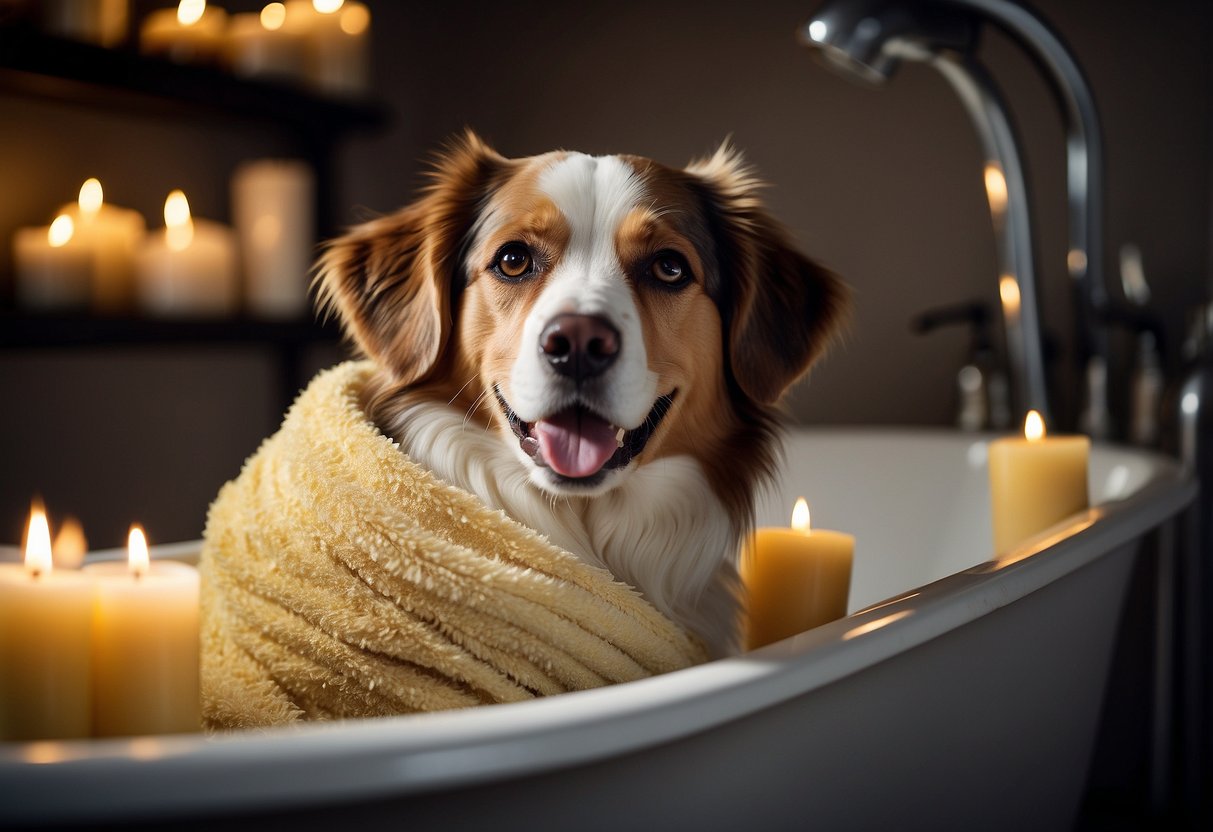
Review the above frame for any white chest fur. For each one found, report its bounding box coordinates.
[383,396,742,656]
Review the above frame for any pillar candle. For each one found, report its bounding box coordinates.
[285,0,371,95]
[59,178,146,313]
[140,0,228,64]
[13,214,92,311]
[231,159,315,318]
[40,0,130,47]
[742,498,855,650]
[223,4,308,83]
[83,527,200,737]
[0,507,94,741]
[988,410,1090,554]
[136,189,238,317]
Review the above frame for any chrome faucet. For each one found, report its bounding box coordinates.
[800,0,1110,436]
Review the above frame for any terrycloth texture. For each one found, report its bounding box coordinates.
[200,361,708,729]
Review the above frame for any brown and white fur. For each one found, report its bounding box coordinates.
[317,132,845,657]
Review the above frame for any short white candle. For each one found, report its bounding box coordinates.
[136,189,238,317]
[0,506,94,741]
[140,0,228,64]
[13,213,92,311]
[284,0,371,95]
[232,159,315,318]
[83,526,200,737]
[223,4,308,83]
[58,178,146,313]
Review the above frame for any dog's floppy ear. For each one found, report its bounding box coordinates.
[316,131,509,386]
[687,144,848,405]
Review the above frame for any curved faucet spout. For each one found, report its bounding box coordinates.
[802,0,1108,434]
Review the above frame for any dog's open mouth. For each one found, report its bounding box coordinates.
[495,387,676,484]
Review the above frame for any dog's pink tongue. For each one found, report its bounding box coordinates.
[535,409,617,478]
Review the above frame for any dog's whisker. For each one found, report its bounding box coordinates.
[447,374,480,407]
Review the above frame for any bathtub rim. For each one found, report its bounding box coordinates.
[0,430,1196,824]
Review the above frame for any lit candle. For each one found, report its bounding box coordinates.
[284,0,371,95]
[135,189,238,317]
[140,0,228,64]
[83,526,201,737]
[223,3,309,83]
[988,410,1090,554]
[231,159,315,317]
[58,178,147,313]
[741,498,855,650]
[0,504,95,741]
[12,213,92,310]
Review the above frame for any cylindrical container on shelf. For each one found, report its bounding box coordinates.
[223,7,308,84]
[136,190,239,318]
[284,0,371,96]
[231,159,316,318]
[12,215,92,311]
[40,0,130,47]
[139,2,227,65]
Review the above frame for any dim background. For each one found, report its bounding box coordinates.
[0,0,1209,549]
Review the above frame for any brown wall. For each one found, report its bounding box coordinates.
[1,0,1209,547]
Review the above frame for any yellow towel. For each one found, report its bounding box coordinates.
[200,361,708,729]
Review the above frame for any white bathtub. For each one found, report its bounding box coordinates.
[0,429,1195,830]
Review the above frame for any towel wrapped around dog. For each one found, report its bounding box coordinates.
[200,360,708,730]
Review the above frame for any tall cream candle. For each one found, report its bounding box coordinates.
[232,159,315,318]
[742,498,854,650]
[59,178,146,313]
[988,410,1090,554]
[83,526,200,737]
[0,506,94,741]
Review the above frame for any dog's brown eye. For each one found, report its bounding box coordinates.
[496,244,532,279]
[650,252,689,285]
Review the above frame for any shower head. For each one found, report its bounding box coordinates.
[799,0,980,84]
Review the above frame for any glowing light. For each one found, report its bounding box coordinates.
[52,517,87,570]
[47,214,74,248]
[1182,391,1200,416]
[24,502,53,579]
[806,20,828,42]
[1067,248,1088,274]
[177,0,206,26]
[128,525,150,579]
[843,610,912,641]
[260,2,286,30]
[791,497,810,533]
[1024,410,1045,442]
[78,178,103,215]
[983,164,1007,215]
[999,274,1021,314]
[313,0,344,13]
[340,2,369,35]
[164,190,194,252]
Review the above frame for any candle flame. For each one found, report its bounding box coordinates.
[999,274,1021,314]
[52,516,88,570]
[791,497,811,532]
[78,178,103,215]
[178,0,206,26]
[983,163,1007,216]
[1024,409,1046,442]
[24,502,53,578]
[313,0,344,13]
[340,2,369,34]
[48,214,74,248]
[128,525,150,579]
[1067,248,1088,275]
[164,189,194,252]
[260,2,286,30]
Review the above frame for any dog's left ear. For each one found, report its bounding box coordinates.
[315,131,510,386]
[687,144,848,405]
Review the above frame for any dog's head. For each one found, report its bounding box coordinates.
[319,132,845,510]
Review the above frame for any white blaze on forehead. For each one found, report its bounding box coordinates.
[508,153,658,429]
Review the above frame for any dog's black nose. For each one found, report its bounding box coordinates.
[540,314,620,381]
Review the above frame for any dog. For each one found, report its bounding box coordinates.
[317,132,845,657]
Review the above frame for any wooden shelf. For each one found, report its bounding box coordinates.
[0,313,340,351]
[0,25,388,135]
